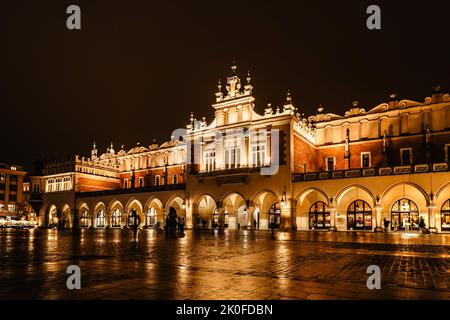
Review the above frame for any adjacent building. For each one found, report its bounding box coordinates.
[0,163,27,221]
[30,65,450,234]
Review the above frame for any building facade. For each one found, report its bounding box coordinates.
[0,163,27,221]
[32,65,450,234]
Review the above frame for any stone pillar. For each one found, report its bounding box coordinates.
[266,129,272,167]
[185,206,193,229]
[428,204,437,233]
[374,206,383,232]
[329,206,337,231]
[280,199,292,230]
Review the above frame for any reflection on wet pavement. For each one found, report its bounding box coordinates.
[0,229,449,300]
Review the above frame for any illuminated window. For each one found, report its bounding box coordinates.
[225,138,240,169]
[0,204,4,211]
[112,209,122,228]
[441,200,450,232]
[269,203,281,229]
[128,209,139,227]
[391,199,419,231]
[8,204,16,212]
[10,166,16,171]
[205,149,216,172]
[309,201,330,230]
[80,211,89,228]
[96,210,106,228]
[251,133,266,167]
[347,200,372,231]
[146,207,157,227]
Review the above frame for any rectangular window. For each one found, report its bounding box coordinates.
[139,177,144,188]
[326,157,335,172]
[225,138,240,169]
[251,133,267,167]
[8,204,16,212]
[124,179,128,189]
[0,174,4,181]
[173,174,178,184]
[361,152,371,168]
[401,148,412,165]
[0,204,3,211]
[9,194,16,202]
[204,149,216,172]
[0,194,4,201]
[155,176,160,186]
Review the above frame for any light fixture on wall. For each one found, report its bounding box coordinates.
[280,187,287,208]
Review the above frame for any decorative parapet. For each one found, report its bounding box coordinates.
[379,167,392,175]
[292,162,449,182]
[433,163,448,172]
[362,168,376,177]
[414,164,429,173]
[394,166,412,175]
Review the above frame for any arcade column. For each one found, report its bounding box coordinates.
[329,206,337,232]
[374,205,384,232]
[428,204,437,234]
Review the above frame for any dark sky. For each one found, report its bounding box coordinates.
[1,0,450,168]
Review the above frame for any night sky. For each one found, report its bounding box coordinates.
[1,0,450,169]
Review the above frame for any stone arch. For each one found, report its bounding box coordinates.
[93,202,107,228]
[193,194,217,228]
[107,199,125,228]
[165,195,185,218]
[435,182,450,232]
[125,198,144,228]
[61,204,72,229]
[251,189,280,230]
[436,181,450,201]
[335,185,376,231]
[222,192,247,230]
[144,197,164,228]
[295,187,329,231]
[380,182,429,229]
[46,204,58,228]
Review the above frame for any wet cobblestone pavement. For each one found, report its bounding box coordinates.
[0,229,449,300]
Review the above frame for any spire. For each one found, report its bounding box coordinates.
[231,60,237,75]
[110,142,115,154]
[91,142,98,159]
[283,90,296,114]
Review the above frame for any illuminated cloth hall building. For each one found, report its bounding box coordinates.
[31,65,450,233]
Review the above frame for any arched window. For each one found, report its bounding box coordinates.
[269,203,281,229]
[80,211,89,228]
[347,200,372,231]
[391,199,420,231]
[96,210,106,228]
[112,209,122,228]
[441,200,450,232]
[146,207,157,227]
[128,209,139,227]
[309,201,330,230]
